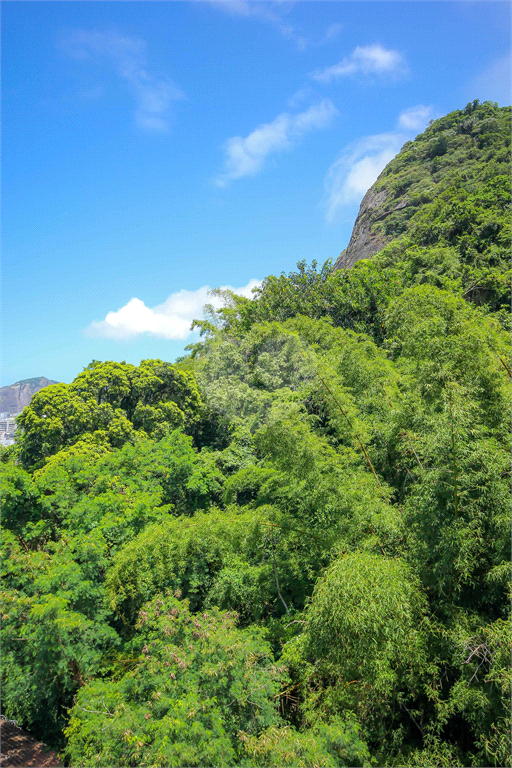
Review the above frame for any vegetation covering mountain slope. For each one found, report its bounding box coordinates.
[1,101,510,768]
[334,98,510,289]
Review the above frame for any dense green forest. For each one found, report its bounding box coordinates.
[2,101,510,767]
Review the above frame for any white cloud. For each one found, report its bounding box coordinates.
[200,0,308,49]
[216,100,338,185]
[85,280,261,341]
[312,44,408,82]
[325,133,404,221]
[398,104,435,131]
[203,5,343,50]
[468,54,512,106]
[60,31,184,132]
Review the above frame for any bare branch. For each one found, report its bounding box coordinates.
[284,620,306,629]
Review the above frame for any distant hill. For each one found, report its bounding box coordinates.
[0,377,59,413]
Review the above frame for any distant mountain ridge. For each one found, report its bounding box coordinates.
[0,377,59,413]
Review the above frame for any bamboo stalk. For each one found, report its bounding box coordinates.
[314,367,381,486]
[497,355,512,378]
[271,530,289,614]
[447,387,459,520]
[405,432,424,470]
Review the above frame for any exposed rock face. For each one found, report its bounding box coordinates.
[333,187,390,270]
[0,377,59,413]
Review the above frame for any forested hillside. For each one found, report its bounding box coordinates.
[334,98,511,277]
[2,101,510,768]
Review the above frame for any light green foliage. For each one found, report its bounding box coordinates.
[254,406,403,551]
[71,359,201,422]
[402,420,510,612]
[1,430,226,747]
[381,286,510,614]
[15,359,202,469]
[240,717,371,767]
[192,322,314,432]
[385,285,510,427]
[394,614,512,768]
[1,463,51,542]
[15,383,108,468]
[466,619,511,767]
[65,595,283,767]
[12,430,223,548]
[286,553,427,724]
[106,508,270,623]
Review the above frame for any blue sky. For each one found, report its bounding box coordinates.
[2,0,510,385]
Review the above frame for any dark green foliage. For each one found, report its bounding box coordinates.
[2,103,510,767]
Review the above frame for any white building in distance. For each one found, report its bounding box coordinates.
[0,413,21,446]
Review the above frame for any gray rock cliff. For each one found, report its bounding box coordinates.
[333,187,390,270]
[0,377,59,413]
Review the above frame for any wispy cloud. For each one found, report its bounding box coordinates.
[325,133,403,221]
[286,85,315,109]
[200,0,308,49]
[60,31,184,132]
[468,54,512,106]
[398,104,435,131]
[85,280,261,341]
[201,2,345,49]
[216,100,338,185]
[312,44,408,82]
[323,23,343,43]
[324,104,434,222]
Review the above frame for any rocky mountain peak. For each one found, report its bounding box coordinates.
[0,377,59,413]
